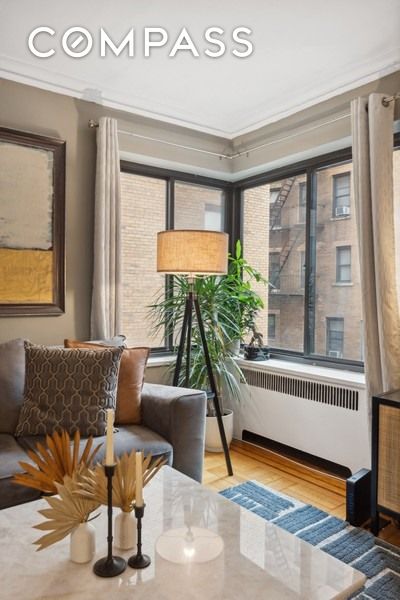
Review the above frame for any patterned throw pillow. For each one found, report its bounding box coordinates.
[64,339,149,425]
[15,342,123,437]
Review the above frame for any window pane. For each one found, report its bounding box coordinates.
[336,246,351,282]
[333,172,351,214]
[120,173,166,347]
[243,176,306,351]
[174,181,225,231]
[326,317,344,357]
[311,162,362,361]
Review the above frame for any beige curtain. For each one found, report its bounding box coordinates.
[351,93,400,400]
[90,117,122,339]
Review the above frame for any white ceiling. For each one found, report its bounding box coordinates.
[1,0,399,138]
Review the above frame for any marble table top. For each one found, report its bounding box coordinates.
[0,466,365,600]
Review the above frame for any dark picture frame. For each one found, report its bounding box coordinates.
[0,127,65,316]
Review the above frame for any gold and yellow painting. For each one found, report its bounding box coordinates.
[0,128,65,315]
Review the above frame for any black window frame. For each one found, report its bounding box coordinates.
[120,160,233,355]
[235,146,361,370]
[120,133,399,370]
[336,245,352,283]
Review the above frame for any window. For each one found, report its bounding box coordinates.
[326,318,344,358]
[298,182,306,223]
[312,163,360,361]
[120,165,227,350]
[333,172,351,217]
[121,136,399,366]
[269,187,281,229]
[242,157,362,362]
[269,252,281,290]
[268,314,276,339]
[336,246,351,283]
[204,203,223,230]
[175,181,224,231]
[243,176,306,353]
[120,172,166,348]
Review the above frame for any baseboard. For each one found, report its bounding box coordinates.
[241,430,351,479]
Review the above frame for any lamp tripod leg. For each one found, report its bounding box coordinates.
[194,298,233,477]
[185,291,193,387]
[173,295,191,387]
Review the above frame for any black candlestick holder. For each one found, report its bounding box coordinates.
[128,504,151,569]
[93,464,127,578]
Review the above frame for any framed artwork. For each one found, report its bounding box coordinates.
[0,127,65,315]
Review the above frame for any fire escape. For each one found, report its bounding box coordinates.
[269,177,304,295]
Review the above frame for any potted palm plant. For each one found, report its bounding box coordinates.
[149,240,267,452]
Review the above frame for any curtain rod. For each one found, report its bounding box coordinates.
[382,92,400,107]
[88,91,399,160]
[88,114,351,160]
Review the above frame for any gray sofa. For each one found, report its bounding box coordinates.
[0,339,207,510]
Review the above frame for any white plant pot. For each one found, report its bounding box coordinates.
[205,409,234,453]
[70,522,96,564]
[227,339,241,356]
[114,509,137,550]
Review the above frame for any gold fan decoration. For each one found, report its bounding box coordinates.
[33,471,100,551]
[13,430,102,494]
[79,451,166,512]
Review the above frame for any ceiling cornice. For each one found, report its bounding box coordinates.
[1,47,399,140]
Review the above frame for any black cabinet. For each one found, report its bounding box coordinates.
[371,390,400,534]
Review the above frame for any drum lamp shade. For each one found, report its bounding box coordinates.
[157,230,228,275]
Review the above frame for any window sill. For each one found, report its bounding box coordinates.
[332,282,353,287]
[148,352,366,388]
[236,356,365,389]
[330,216,351,221]
[147,354,175,368]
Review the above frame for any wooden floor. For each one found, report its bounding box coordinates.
[204,440,400,547]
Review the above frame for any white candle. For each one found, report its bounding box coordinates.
[105,409,114,466]
[135,451,143,506]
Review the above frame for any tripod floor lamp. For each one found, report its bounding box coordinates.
[157,230,233,477]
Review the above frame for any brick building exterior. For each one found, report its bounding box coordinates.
[243,166,363,360]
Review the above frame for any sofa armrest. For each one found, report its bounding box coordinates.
[141,383,206,482]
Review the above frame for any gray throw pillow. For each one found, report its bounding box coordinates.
[0,338,26,434]
[15,342,123,437]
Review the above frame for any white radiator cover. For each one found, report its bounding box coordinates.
[231,363,370,474]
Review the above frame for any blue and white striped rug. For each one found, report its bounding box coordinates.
[220,480,400,600]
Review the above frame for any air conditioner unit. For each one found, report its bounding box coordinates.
[335,206,350,217]
[328,350,342,358]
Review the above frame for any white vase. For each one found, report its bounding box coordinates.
[114,509,137,550]
[205,409,234,452]
[70,522,96,564]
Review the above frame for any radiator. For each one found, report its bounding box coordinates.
[233,366,370,474]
